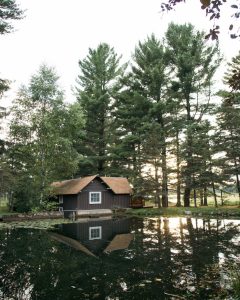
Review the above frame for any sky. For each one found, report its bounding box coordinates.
[1,0,240,107]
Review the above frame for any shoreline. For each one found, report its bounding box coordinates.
[126,206,240,218]
[0,206,239,224]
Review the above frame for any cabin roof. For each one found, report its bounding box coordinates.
[51,175,132,195]
[103,233,133,253]
[49,232,96,257]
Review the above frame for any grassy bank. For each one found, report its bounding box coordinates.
[126,206,240,218]
[0,207,16,216]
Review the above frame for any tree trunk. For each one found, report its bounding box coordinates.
[154,160,161,208]
[183,137,192,207]
[183,97,193,207]
[156,111,168,208]
[234,159,240,203]
[161,143,168,207]
[200,189,204,206]
[230,128,240,202]
[176,129,181,206]
[203,186,208,206]
[220,189,224,206]
[39,99,47,205]
[193,189,197,207]
[212,181,218,207]
[183,179,191,207]
[156,193,161,208]
[98,116,106,175]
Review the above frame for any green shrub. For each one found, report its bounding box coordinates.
[231,268,240,298]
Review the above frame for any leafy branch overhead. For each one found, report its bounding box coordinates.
[224,51,240,90]
[0,0,24,96]
[161,0,240,40]
[0,78,9,97]
[0,0,24,34]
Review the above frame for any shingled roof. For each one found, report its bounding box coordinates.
[51,175,132,195]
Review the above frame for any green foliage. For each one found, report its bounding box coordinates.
[116,35,171,207]
[224,50,240,90]
[76,43,125,175]
[0,0,23,111]
[0,159,14,193]
[166,23,221,206]
[112,91,151,179]
[216,52,240,201]
[231,267,240,298]
[8,64,84,211]
[161,0,239,40]
[31,200,58,213]
[0,0,24,34]
[0,78,9,97]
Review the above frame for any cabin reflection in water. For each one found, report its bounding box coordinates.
[50,217,133,256]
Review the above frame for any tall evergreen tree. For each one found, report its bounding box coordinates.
[76,43,125,176]
[216,53,240,201]
[217,79,240,200]
[168,98,184,207]
[166,23,221,206]
[224,50,240,90]
[111,90,151,197]
[129,34,171,207]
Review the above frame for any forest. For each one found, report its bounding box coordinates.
[0,21,240,212]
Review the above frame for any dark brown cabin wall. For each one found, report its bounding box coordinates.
[77,192,130,209]
[113,194,131,208]
[77,190,115,209]
[76,178,112,209]
[63,195,78,210]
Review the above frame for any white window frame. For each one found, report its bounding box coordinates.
[89,226,102,240]
[59,206,63,212]
[89,192,102,204]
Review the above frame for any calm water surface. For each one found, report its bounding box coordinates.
[0,217,240,300]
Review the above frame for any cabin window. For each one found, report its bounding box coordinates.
[89,226,102,240]
[59,195,63,204]
[89,192,101,204]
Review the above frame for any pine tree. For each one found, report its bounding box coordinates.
[216,52,240,202]
[225,51,240,91]
[76,43,125,176]
[166,23,221,207]
[217,93,240,201]
[129,34,171,207]
[111,89,151,198]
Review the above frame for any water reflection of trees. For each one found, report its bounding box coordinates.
[0,218,239,299]
[103,217,240,299]
[123,217,240,299]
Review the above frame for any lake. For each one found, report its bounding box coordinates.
[0,216,239,299]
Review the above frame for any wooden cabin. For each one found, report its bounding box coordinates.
[51,175,132,214]
[50,217,133,256]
